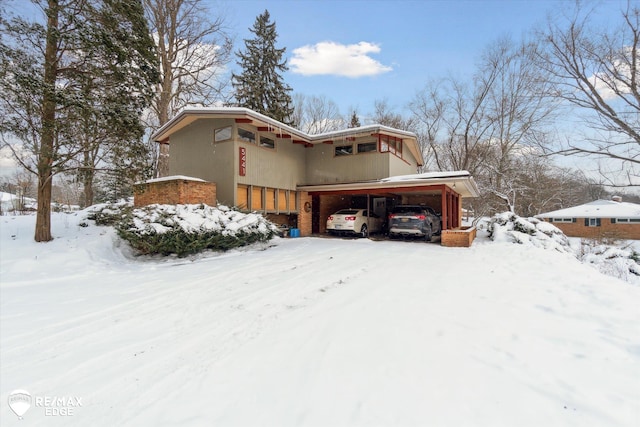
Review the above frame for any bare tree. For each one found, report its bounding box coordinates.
[409,80,446,171]
[409,77,495,176]
[144,0,233,176]
[292,94,345,134]
[370,99,416,130]
[536,1,640,186]
[481,37,559,211]
[411,37,558,213]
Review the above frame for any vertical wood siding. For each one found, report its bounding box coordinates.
[169,118,236,205]
[305,146,390,184]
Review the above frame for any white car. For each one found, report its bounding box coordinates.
[326,209,383,237]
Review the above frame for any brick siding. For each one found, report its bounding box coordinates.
[134,179,216,207]
[545,218,640,240]
[298,191,313,236]
[441,226,477,247]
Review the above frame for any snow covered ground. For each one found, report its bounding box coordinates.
[1,211,639,426]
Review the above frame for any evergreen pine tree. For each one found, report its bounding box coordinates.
[348,110,361,128]
[0,0,158,241]
[232,10,294,125]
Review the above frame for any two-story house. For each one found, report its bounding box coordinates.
[147,107,479,240]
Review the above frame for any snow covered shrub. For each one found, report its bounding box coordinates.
[114,203,278,257]
[578,239,640,285]
[488,212,572,253]
[86,200,133,225]
[488,212,640,285]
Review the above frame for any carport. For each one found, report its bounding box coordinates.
[298,171,480,236]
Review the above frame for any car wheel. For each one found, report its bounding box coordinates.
[424,225,433,242]
[360,224,368,238]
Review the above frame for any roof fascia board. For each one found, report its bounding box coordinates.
[299,175,480,198]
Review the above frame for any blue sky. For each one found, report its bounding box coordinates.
[222,0,627,117]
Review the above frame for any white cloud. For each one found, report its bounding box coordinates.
[290,41,392,78]
[0,145,19,177]
[590,46,638,100]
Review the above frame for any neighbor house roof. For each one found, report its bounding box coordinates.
[150,107,424,166]
[536,199,640,219]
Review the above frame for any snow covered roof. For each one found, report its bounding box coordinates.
[380,171,473,182]
[536,199,640,219]
[298,171,480,198]
[143,175,206,184]
[0,191,17,202]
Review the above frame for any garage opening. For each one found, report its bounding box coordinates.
[309,185,461,236]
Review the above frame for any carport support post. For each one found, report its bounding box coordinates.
[367,193,370,237]
[441,188,448,231]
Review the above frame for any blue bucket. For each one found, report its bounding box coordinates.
[290,228,300,238]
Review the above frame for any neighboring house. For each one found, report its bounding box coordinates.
[148,107,480,239]
[536,197,640,240]
[0,191,37,214]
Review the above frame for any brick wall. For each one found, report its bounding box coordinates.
[134,179,216,207]
[441,226,477,247]
[298,191,313,236]
[545,219,640,240]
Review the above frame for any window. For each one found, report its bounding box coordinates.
[335,145,353,156]
[260,136,275,149]
[379,135,403,158]
[357,142,377,153]
[551,218,573,223]
[236,185,249,210]
[238,128,256,144]
[251,186,263,210]
[615,218,640,223]
[585,218,601,227]
[266,188,276,210]
[289,191,297,211]
[278,190,287,211]
[214,126,232,143]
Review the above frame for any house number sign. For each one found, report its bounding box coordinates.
[239,147,246,176]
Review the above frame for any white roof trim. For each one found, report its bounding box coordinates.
[298,171,480,198]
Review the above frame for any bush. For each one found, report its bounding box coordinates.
[88,202,277,257]
[488,212,572,253]
[86,200,133,226]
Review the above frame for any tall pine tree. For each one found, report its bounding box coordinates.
[232,10,294,125]
[0,0,158,241]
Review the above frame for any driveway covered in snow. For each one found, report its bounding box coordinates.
[1,213,639,426]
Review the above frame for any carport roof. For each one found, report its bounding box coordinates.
[298,171,480,198]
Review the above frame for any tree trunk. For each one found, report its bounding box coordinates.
[82,172,94,208]
[155,66,172,178]
[81,150,94,208]
[34,0,59,242]
[35,175,53,241]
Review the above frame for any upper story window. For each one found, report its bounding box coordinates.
[214,126,232,143]
[357,142,377,153]
[335,145,353,156]
[379,135,403,158]
[260,136,275,149]
[238,128,256,144]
